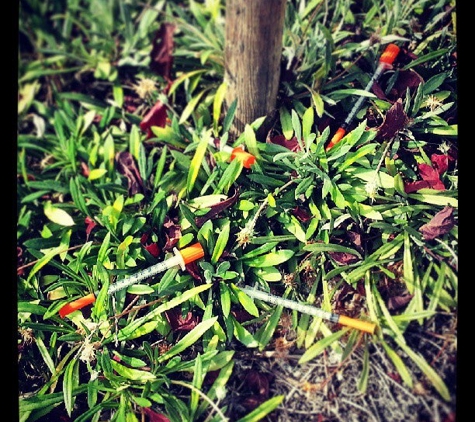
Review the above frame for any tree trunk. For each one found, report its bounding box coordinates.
[224,0,287,138]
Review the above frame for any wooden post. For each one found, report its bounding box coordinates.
[224,0,287,138]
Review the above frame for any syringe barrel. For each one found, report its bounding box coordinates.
[107,249,185,295]
[241,287,338,322]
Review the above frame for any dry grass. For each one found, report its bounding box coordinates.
[222,312,457,421]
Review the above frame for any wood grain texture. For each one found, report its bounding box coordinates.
[224,0,287,136]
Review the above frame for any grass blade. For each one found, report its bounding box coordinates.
[187,131,212,195]
[299,328,349,364]
[157,317,218,363]
[63,358,79,416]
[394,337,451,401]
[380,338,413,388]
[236,395,285,422]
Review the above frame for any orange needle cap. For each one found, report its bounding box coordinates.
[338,315,376,334]
[230,147,256,169]
[379,43,400,65]
[59,293,97,318]
[180,243,205,265]
[326,127,346,151]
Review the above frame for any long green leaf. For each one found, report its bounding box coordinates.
[236,395,285,422]
[336,143,378,172]
[110,360,156,382]
[372,283,407,343]
[255,304,283,351]
[406,193,458,207]
[179,89,208,124]
[19,386,88,412]
[27,245,68,283]
[196,360,234,417]
[231,316,259,347]
[357,339,370,393]
[299,328,349,364]
[394,337,451,401]
[157,317,218,363]
[303,242,362,258]
[168,69,207,96]
[403,230,415,294]
[35,336,56,375]
[113,284,212,342]
[279,106,293,140]
[63,358,79,417]
[214,157,243,194]
[213,81,227,136]
[211,221,230,264]
[244,249,295,267]
[186,131,211,195]
[232,284,259,317]
[380,338,413,387]
[190,354,203,418]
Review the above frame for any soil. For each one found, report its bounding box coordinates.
[223,312,457,422]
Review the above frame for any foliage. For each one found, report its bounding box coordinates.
[18,0,457,421]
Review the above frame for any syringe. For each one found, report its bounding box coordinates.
[240,286,376,334]
[326,43,400,151]
[209,139,256,169]
[59,242,205,318]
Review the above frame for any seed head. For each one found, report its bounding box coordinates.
[424,95,443,112]
[365,180,379,202]
[79,338,98,363]
[236,224,254,248]
[133,77,157,100]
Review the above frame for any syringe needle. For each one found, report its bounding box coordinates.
[240,286,376,334]
[59,242,205,318]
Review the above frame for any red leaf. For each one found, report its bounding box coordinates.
[241,396,267,411]
[373,68,424,101]
[162,216,182,250]
[347,231,362,249]
[387,371,402,383]
[80,161,90,177]
[17,247,25,276]
[404,157,447,193]
[231,309,254,323]
[238,369,274,411]
[115,151,144,196]
[269,134,301,152]
[145,243,161,258]
[387,292,413,311]
[165,308,200,332]
[140,233,161,257]
[184,260,204,282]
[204,370,220,385]
[431,153,449,175]
[328,251,359,265]
[375,98,408,140]
[404,179,433,193]
[140,100,168,139]
[195,187,240,227]
[85,216,97,240]
[419,206,455,240]
[291,206,311,222]
[150,23,176,80]
[143,407,171,422]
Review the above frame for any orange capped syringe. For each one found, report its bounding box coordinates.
[59,243,205,318]
[209,139,256,169]
[326,43,400,151]
[241,285,376,334]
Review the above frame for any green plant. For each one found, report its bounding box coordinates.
[18,0,457,421]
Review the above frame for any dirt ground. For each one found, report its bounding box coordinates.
[224,312,457,422]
